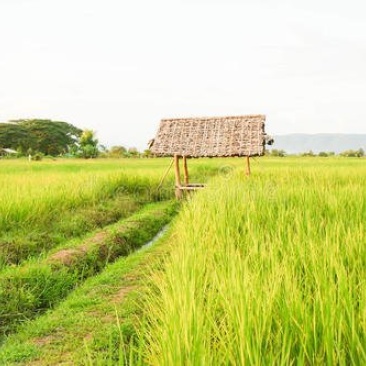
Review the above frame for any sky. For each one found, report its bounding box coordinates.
[0,0,365,150]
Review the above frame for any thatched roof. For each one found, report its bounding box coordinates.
[150,115,270,157]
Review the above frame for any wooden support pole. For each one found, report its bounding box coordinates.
[174,154,181,187]
[174,154,183,199]
[183,156,189,186]
[246,156,251,176]
[156,158,174,192]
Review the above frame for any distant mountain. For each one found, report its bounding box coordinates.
[270,134,366,154]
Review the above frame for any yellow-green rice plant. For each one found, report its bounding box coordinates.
[139,159,366,365]
[0,159,179,265]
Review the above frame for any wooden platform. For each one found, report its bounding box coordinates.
[173,154,251,199]
[175,183,205,199]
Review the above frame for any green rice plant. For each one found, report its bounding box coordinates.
[0,160,178,267]
[0,157,230,267]
[137,159,366,365]
[0,194,141,267]
[1,157,364,364]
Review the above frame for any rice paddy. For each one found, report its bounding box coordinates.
[0,157,365,365]
[137,159,366,365]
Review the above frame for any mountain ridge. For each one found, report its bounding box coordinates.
[270,134,366,154]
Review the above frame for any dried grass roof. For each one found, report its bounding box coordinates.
[150,115,268,157]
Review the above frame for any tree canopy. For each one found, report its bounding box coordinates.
[79,129,99,158]
[340,148,364,157]
[0,119,82,156]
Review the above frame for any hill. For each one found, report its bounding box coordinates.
[271,134,366,154]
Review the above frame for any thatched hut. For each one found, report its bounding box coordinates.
[150,115,273,198]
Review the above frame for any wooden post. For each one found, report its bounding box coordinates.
[174,154,183,199]
[245,156,251,176]
[183,156,189,186]
[156,158,174,192]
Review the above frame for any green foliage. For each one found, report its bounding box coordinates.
[269,148,286,157]
[108,145,127,158]
[0,119,82,156]
[340,148,365,157]
[0,123,29,152]
[104,146,145,159]
[79,129,99,158]
[142,149,152,158]
[128,147,139,155]
[32,152,43,161]
[301,150,316,157]
[125,147,140,158]
[318,151,336,157]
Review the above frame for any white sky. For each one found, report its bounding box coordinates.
[0,0,365,150]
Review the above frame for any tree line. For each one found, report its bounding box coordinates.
[268,148,365,157]
[0,119,148,159]
[0,120,99,158]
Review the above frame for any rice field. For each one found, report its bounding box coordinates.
[0,156,365,364]
[0,158,183,267]
[137,157,366,365]
[0,157,220,344]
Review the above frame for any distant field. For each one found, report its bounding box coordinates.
[0,156,365,364]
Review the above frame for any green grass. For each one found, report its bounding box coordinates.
[0,221,177,365]
[0,201,177,340]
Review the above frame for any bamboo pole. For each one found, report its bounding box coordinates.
[174,154,183,199]
[183,156,189,186]
[246,156,251,176]
[156,158,174,192]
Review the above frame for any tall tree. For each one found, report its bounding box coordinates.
[79,129,99,158]
[109,145,127,157]
[0,123,29,152]
[0,120,82,156]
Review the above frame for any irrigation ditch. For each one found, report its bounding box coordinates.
[0,200,178,341]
